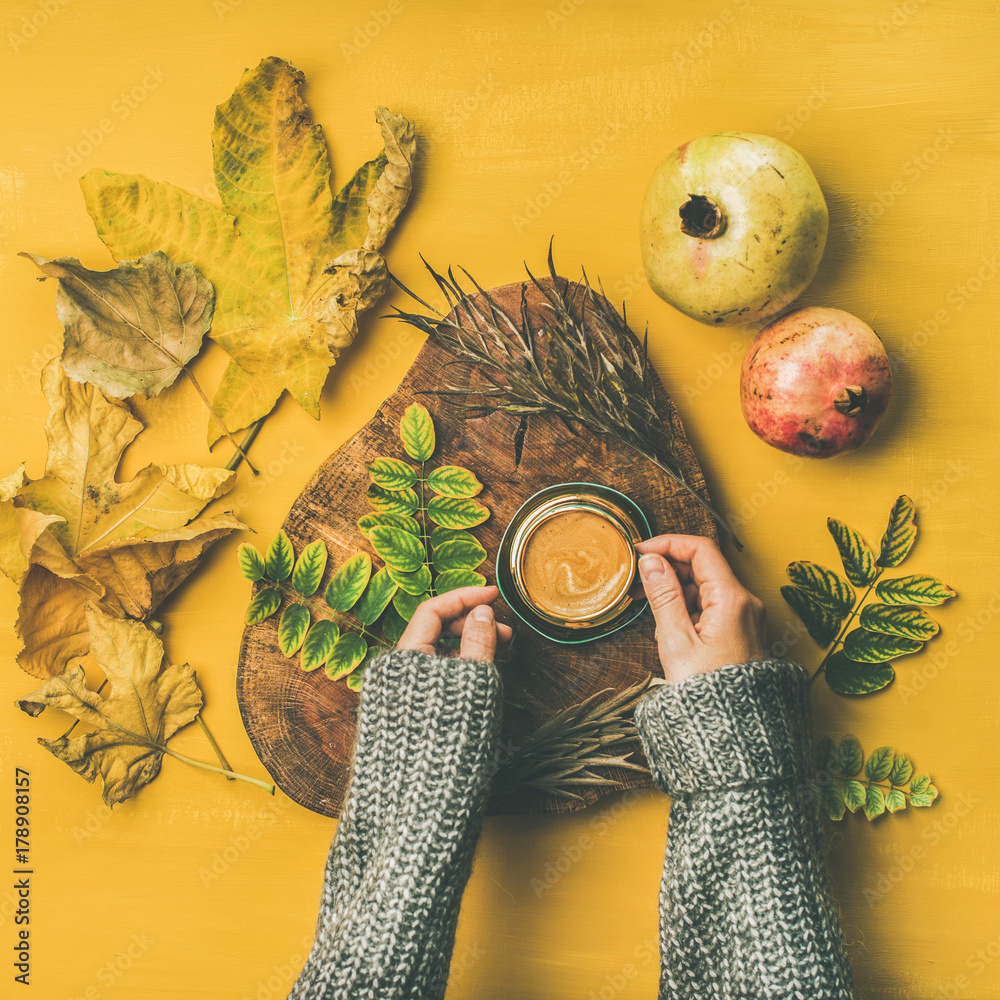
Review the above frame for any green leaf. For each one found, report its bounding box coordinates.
[889,753,914,787]
[237,543,266,582]
[245,587,281,625]
[885,788,907,813]
[837,734,863,776]
[425,465,483,498]
[859,603,940,641]
[393,588,430,622]
[875,574,958,606]
[380,605,408,644]
[910,774,932,795]
[277,603,311,656]
[827,518,877,587]
[325,553,373,612]
[435,568,488,592]
[399,403,435,462]
[291,540,328,597]
[386,563,432,596]
[430,526,476,548]
[780,586,841,645]
[366,483,420,515]
[367,456,418,491]
[432,536,488,573]
[820,780,846,820]
[369,525,426,573]
[910,785,939,807]
[325,632,369,680]
[878,495,917,568]
[358,512,421,538]
[786,561,854,616]
[815,736,838,774]
[864,745,895,782]
[864,784,886,820]
[824,651,895,695]
[353,568,397,625]
[265,530,294,581]
[843,779,866,813]
[346,665,366,691]
[300,620,340,671]
[426,496,490,530]
[843,628,922,663]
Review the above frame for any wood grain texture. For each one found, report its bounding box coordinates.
[236,276,717,816]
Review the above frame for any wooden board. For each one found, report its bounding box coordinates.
[235,276,718,816]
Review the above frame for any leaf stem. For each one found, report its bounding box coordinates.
[160,745,275,795]
[183,367,258,474]
[226,420,265,474]
[417,459,435,597]
[810,572,883,684]
[196,713,234,779]
[270,583,392,650]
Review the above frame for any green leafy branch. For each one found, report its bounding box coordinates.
[814,734,938,821]
[782,495,957,696]
[238,404,491,689]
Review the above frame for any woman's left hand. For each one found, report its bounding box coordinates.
[397,585,514,663]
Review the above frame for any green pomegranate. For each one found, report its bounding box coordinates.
[640,132,828,326]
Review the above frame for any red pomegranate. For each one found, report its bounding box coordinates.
[740,306,892,458]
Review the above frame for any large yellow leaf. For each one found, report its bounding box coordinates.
[79,56,416,445]
[16,606,203,807]
[19,361,233,558]
[4,362,244,676]
[20,251,214,399]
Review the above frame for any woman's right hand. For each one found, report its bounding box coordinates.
[396,585,513,663]
[635,534,768,684]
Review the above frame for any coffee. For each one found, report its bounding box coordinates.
[521,509,633,620]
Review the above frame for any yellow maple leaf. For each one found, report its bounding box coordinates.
[80,56,416,446]
[2,362,244,677]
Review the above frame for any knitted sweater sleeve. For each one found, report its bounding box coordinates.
[287,647,502,1000]
[633,658,854,1000]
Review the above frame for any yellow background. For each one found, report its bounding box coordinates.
[1,1,997,997]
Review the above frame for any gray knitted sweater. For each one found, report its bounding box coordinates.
[287,650,853,1000]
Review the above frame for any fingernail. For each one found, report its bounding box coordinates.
[639,553,665,580]
[473,605,494,624]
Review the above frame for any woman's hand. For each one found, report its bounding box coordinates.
[635,534,767,684]
[397,585,514,663]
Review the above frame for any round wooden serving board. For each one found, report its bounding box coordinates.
[236,276,718,816]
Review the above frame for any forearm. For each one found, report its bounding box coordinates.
[289,648,501,1000]
[635,659,853,999]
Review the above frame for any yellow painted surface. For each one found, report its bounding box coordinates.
[0,1,997,997]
